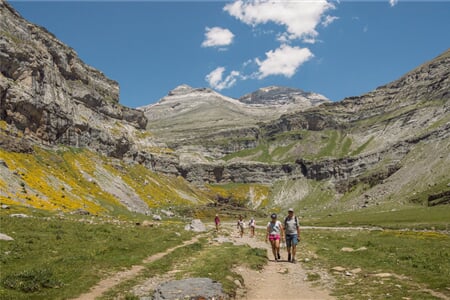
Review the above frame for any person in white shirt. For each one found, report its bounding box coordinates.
[266,213,284,261]
[248,217,256,237]
[284,208,301,263]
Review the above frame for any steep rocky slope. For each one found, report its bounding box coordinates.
[0,0,200,214]
[0,0,148,159]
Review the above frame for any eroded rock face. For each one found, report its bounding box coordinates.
[0,0,147,157]
[239,85,330,106]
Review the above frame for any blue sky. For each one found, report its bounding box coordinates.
[9,0,450,108]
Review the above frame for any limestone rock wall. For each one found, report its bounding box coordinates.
[0,0,147,158]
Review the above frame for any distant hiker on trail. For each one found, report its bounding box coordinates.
[237,215,245,238]
[214,214,220,231]
[248,217,256,237]
[266,213,284,261]
[284,208,300,263]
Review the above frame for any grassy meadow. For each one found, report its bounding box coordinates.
[0,212,196,299]
[0,211,267,299]
[301,204,450,230]
[0,205,449,299]
[298,228,450,300]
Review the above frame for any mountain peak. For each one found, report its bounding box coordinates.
[168,84,215,96]
[168,84,195,96]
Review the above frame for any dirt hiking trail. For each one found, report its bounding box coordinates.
[73,222,335,300]
[73,236,203,300]
[228,224,335,300]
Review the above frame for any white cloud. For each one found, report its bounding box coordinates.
[322,15,339,27]
[224,0,335,43]
[205,67,240,90]
[255,44,313,79]
[389,0,398,7]
[201,27,235,48]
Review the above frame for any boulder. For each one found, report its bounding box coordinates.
[184,219,206,232]
[153,278,225,300]
[0,233,13,241]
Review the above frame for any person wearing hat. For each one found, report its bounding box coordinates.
[284,208,300,263]
[266,213,284,261]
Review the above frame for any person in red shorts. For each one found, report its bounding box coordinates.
[265,213,284,261]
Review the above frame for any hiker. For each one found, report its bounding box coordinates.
[266,213,284,261]
[237,215,245,237]
[248,217,256,237]
[284,208,301,263]
[214,214,220,231]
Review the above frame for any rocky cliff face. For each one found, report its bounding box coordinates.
[0,0,147,158]
[239,86,330,107]
[260,50,449,157]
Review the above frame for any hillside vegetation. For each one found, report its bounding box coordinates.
[0,143,212,217]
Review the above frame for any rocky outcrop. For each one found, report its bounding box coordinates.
[0,1,147,157]
[261,110,343,137]
[153,278,226,300]
[427,190,450,206]
[239,85,330,106]
[176,160,304,185]
[172,120,449,189]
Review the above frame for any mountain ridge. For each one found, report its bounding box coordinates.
[239,85,330,107]
[139,83,331,153]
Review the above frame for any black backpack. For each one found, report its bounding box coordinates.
[284,216,298,228]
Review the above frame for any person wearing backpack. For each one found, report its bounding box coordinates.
[284,208,300,263]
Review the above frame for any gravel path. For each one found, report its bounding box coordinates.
[226,224,335,300]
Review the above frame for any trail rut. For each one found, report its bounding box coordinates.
[72,236,202,300]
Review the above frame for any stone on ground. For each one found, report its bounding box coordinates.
[153,277,225,300]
